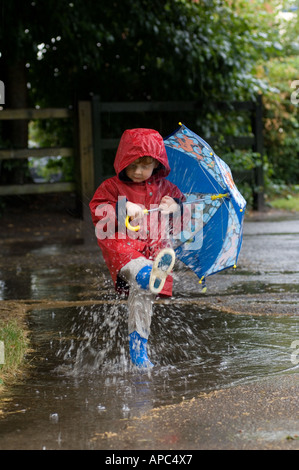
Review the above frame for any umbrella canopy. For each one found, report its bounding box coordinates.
[164,123,246,288]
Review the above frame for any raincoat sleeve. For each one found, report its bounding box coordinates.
[89,178,125,240]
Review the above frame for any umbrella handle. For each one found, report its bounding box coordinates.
[211,192,229,200]
[125,209,149,232]
[125,195,229,231]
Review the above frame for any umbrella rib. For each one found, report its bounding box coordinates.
[199,160,225,196]
[199,163,231,224]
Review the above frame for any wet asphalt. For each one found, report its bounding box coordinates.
[0,208,298,451]
[91,211,299,450]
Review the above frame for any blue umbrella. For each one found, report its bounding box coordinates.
[164,123,246,290]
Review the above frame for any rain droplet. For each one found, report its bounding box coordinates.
[97,404,106,412]
[49,413,59,423]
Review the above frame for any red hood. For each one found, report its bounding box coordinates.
[114,128,170,180]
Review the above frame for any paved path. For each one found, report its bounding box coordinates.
[1,208,298,450]
[93,211,299,450]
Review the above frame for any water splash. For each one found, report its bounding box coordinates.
[55,303,131,376]
[36,299,298,399]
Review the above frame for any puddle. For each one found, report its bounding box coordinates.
[0,302,298,449]
[27,303,299,388]
[0,214,299,449]
[0,246,110,302]
[227,282,299,296]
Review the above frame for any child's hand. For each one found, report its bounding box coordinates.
[126,201,145,220]
[159,196,180,214]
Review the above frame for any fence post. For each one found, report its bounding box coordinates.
[252,94,265,211]
[91,96,103,190]
[78,101,95,241]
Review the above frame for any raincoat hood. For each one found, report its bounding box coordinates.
[114,128,171,181]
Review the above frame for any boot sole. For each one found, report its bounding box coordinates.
[149,248,175,294]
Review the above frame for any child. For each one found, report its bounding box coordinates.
[89,128,185,368]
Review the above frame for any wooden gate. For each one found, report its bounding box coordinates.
[0,101,94,224]
[0,96,265,221]
[91,95,264,210]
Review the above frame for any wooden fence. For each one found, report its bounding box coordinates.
[0,96,265,221]
[0,101,94,223]
[92,95,265,210]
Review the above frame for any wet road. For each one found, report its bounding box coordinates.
[0,211,298,450]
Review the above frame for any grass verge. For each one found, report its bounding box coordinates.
[270,194,299,212]
[0,319,30,390]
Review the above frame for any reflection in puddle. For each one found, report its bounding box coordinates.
[227,281,299,296]
[0,262,106,302]
[0,302,298,449]
[30,303,299,403]
[1,216,299,448]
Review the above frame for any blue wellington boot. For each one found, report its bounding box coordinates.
[135,265,152,290]
[129,331,154,368]
[135,248,176,295]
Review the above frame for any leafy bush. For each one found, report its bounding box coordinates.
[221,148,273,209]
[259,55,299,185]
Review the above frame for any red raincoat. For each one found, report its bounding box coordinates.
[89,128,185,296]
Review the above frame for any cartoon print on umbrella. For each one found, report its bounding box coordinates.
[164,123,246,290]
